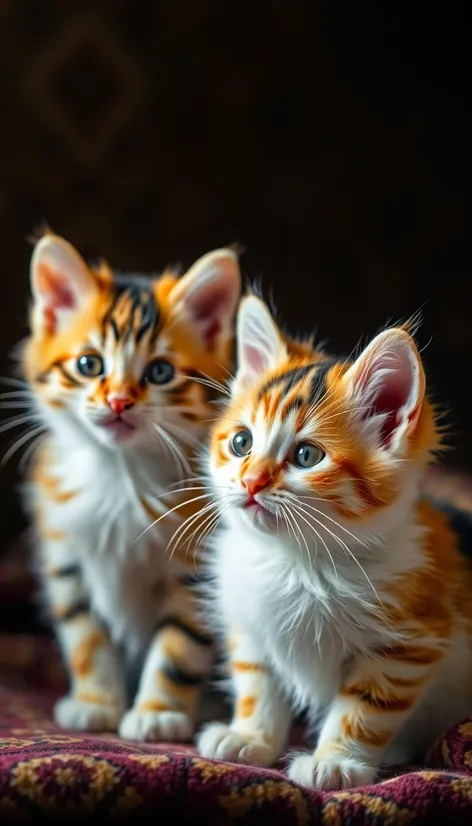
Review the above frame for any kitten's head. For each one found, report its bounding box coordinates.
[209,296,439,539]
[23,233,240,451]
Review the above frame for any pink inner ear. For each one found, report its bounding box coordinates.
[190,285,231,349]
[193,297,221,347]
[360,357,414,447]
[37,265,76,309]
[36,264,76,331]
[242,344,267,376]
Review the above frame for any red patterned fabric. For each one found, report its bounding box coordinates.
[0,679,472,824]
[1,467,472,823]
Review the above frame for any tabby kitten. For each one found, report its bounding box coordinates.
[20,232,240,741]
[198,295,472,789]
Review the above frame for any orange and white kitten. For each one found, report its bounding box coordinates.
[20,232,240,741]
[198,295,472,790]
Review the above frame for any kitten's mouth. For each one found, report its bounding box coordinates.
[97,415,136,442]
[242,496,276,527]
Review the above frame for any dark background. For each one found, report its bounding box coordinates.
[0,1,470,548]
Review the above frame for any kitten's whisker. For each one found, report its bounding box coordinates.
[199,370,231,395]
[193,503,228,548]
[185,372,255,420]
[153,423,192,478]
[178,508,216,557]
[166,479,233,493]
[152,487,229,501]
[184,374,231,397]
[312,405,367,427]
[290,500,380,604]
[162,426,193,477]
[152,423,181,476]
[168,475,209,487]
[194,510,221,554]
[132,492,215,545]
[1,424,46,467]
[278,506,292,547]
[184,502,227,558]
[296,496,368,547]
[278,501,301,550]
[0,414,40,435]
[195,499,236,561]
[18,431,47,473]
[215,361,237,383]
[0,402,33,409]
[280,501,313,570]
[290,502,338,581]
[0,391,33,400]
[164,419,201,449]
[204,416,244,425]
[0,377,29,389]
[167,500,218,560]
[152,424,190,484]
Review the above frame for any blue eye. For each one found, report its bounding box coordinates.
[231,429,253,457]
[293,442,325,468]
[145,359,175,385]
[77,353,104,378]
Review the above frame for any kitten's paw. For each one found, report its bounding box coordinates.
[197,722,277,766]
[288,752,376,790]
[119,708,194,742]
[54,696,121,732]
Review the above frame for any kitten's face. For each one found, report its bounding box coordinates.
[24,234,240,453]
[210,297,437,538]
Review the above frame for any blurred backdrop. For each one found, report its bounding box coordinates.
[0,1,470,547]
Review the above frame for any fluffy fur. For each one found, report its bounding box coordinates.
[15,232,240,741]
[198,295,472,790]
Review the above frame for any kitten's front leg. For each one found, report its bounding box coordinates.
[198,630,291,766]
[288,642,444,790]
[43,540,125,731]
[119,577,214,742]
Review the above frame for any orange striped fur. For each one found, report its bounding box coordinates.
[15,231,240,741]
[198,295,472,792]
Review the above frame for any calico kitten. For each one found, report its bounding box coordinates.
[19,232,240,741]
[198,294,472,789]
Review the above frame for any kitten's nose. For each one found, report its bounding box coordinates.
[242,471,270,497]
[107,396,135,416]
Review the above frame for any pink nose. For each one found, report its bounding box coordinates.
[242,472,270,498]
[107,397,134,416]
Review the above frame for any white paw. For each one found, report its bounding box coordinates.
[54,696,121,732]
[119,708,194,742]
[197,722,277,766]
[288,752,376,790]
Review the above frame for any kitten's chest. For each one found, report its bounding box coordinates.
[216,527,383,708]
[35,444,183,648]
[40,444,177,552]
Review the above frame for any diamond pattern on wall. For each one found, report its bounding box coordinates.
[23,15,145,165]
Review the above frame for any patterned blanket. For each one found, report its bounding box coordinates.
[1,467,472,823]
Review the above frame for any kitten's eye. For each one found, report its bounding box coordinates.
[144,359,175,385]
[77,353,104,378]
[231,429,253,457]
[293,442,325,469]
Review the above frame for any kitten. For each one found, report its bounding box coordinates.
[197,294,472,790]
[18,232,240,741]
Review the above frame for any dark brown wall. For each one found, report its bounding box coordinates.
[0,1,470,543]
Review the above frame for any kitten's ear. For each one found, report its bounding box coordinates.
[344,328,425,452]
[30,234,98,335]
[170,248,241,353]
[235,296,287,389]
